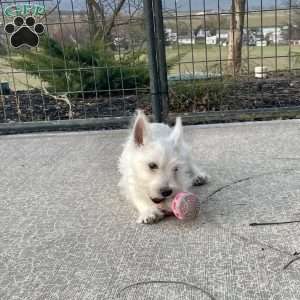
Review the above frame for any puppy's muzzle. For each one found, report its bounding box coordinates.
[151,197,165,204]
[151,187,173,204]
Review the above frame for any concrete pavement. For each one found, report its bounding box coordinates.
[1,120,300,299]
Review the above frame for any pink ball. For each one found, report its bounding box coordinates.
[171,192,199,220]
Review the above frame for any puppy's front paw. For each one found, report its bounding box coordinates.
[137,209,164,224]
[192,173,209,186]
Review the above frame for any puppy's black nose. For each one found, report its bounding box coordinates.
[160,187,173,198]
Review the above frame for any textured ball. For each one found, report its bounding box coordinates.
[171,192,199,220]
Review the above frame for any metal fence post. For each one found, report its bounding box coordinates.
[153,0,169,121]
[143,0,162,122]
[143,0,169,122]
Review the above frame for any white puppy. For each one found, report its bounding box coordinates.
[118,110,208,224]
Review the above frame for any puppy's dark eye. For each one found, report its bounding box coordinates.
[173,166,179,172]
[148,162,158,170]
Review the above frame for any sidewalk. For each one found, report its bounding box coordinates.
[1,120,300,299]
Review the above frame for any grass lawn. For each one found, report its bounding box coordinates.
[0,57,42,91]
[166,44,300,75]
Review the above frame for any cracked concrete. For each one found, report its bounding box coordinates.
[1,119,300,299]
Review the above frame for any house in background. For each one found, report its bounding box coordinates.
[253,26,288,45]
[243,30,257,46]
[206,34,228,45]
[262,27,278,37]
[178,36,195,44]
[269,29,287,44]
[195,29,211,39]
[289,24,300,42]
[164,25,292,47]
[215,30,228,40]
[256,40,268,47]
[253,30,269,46]
[206,35,218,45]
[165,28,177,43]
[165,28,196,45]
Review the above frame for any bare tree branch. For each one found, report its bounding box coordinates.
[87,0,143,44]
[103,0,126,40]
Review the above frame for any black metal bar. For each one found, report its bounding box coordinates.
[143,0,162,122]
[153,0,169,120]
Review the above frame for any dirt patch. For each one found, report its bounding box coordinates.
[1,77,300,123]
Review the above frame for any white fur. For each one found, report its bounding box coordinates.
[118,110,208,224]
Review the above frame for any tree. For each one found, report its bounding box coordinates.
[227,0,246,75]
[86,0,143,45]
[41,0,143,47]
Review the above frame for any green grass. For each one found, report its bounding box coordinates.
[166,44,300,75]
[0,57,43,90]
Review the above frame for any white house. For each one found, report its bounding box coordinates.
[206,35,217,45]
[243,31,257,46]
[165,28,172,36]
[262,27,277,37]
[113,37,122,46]
[165,28,177,43]
[169,33,178,42]
[196,30,211,38]
[256,40,268,47]
[254,27,287,44]
[178,36,195,44]
[270,30,286,44]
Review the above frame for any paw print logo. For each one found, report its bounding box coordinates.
[4,16,45,48]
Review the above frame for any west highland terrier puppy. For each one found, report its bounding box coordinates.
[118,110,208,224]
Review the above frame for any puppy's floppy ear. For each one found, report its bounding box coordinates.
[131,110,151,147]
[169,117,183,146]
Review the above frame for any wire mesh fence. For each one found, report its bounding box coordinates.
[0,0,150,123]
[163,0,300,115]
[0,0,300,126]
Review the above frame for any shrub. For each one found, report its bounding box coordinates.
[9,37,149,96]
[169,79,233,112]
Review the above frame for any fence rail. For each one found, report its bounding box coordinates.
[0,0,300,132]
